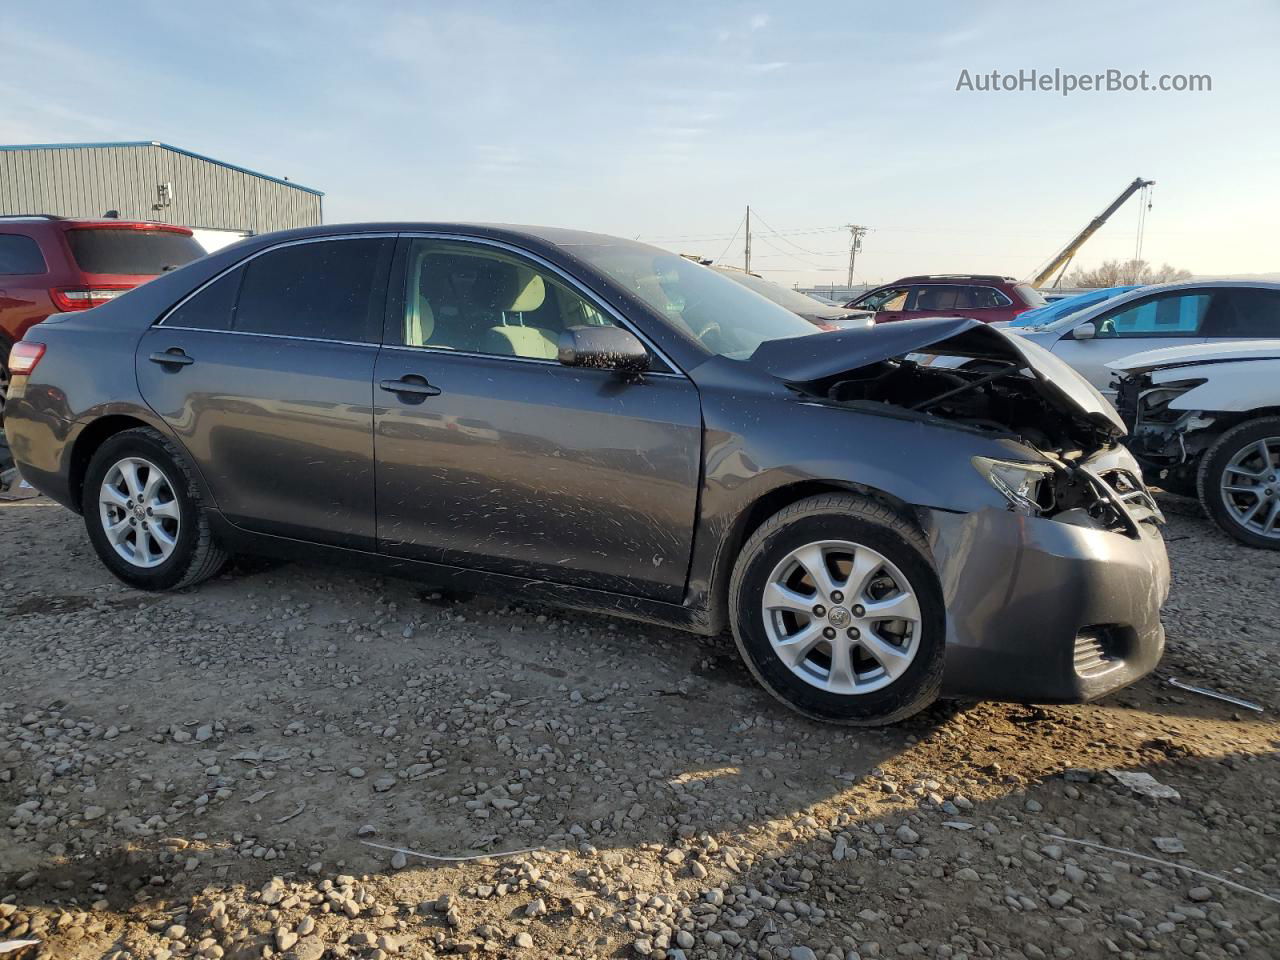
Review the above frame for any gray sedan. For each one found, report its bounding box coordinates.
[4,223,1169,725]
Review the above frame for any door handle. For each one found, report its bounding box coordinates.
[149,349,194,367]
[379,377,441,397]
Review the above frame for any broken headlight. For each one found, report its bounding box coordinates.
[972,457,1055,515]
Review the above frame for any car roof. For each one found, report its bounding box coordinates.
[236,221,636,249]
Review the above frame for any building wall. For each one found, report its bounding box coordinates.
[0,143,322,234]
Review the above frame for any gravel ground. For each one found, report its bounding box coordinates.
[1,491,1277,960]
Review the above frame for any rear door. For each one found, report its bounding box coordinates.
[136,235,394,549]
[373,236,702,602]
[1050,288,1214,394]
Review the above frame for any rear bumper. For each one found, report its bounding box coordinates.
[3,396,79,510]
[927,506,1169,703]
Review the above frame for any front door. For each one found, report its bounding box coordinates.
[136,236,394,549]
[1051,288,1214,394]
[373,237,702,602]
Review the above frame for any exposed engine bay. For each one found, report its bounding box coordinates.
[1114,372,1220,489]
[815,357,1108,457]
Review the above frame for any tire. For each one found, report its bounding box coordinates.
[729,494,945,725]
[82,427,229,589]
[0,339,11,427]
[1197,417,1280,550]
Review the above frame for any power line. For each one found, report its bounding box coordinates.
[711,213,747,265]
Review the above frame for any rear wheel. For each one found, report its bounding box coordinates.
[0,340,11,426]
[729,494,945,725]
[1198,417,1280,549]
[82,427,229,589]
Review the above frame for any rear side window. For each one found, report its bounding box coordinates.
[164,269,242,332]
[65,228,205,275]
[234,238,394,342]
[1203,289,1280,337]
[0,233,48,274]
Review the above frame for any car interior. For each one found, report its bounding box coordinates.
[405,248,613,359]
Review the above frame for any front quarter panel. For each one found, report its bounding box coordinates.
[686,357,1045,620]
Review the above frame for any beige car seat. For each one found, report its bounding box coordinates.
[483,267,560,359]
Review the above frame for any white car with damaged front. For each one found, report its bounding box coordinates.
[1109,339,1280,549]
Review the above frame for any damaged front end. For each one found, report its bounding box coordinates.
[1113,372,1216,492]
[749,317,1163,534]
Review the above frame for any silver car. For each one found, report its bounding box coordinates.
[986,281,1280,397]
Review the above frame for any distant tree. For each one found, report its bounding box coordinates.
[1063,259,1193,288]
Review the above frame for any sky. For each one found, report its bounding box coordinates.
[3,0,1278,289]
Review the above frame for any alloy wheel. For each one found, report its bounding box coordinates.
[761,539,921,695]
[1219,436,1280,541]
[98,457,182,568]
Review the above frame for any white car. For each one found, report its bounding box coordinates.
[1110,339,1280,549]
[968,281,1280,397]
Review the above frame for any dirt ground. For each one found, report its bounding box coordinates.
[1,490,1277,960]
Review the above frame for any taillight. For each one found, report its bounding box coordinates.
[9,342,46,376]
[49,286,133,311]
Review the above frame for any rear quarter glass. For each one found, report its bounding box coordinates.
[1015,283,1048,308]
[0,233,49,274]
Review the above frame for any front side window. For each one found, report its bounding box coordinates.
[0,234,47,275]
[403,240,616,359]
[855,286,909,311]
[1202,289,1280,337]
[235,238,393,342]
[1094,291,1212,338]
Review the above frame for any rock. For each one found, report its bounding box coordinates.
[390,851,407,869]
[15,871,38,889]
[275,928,298,951]
[792,948,818,960]
[83,805,107,821]
[1025,798,1043,812]
[348,766,366,779]
[676,930,694,949]
[895,824,920,845]
[514,932,534,949]
[525,897,547,917]
[664,848,686,864]
[1187,886,1213,902]
[289,941,325,960]
[357,824,378,837]
[955,868,980,882]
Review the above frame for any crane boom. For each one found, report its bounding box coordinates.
[1032,177,1155,288]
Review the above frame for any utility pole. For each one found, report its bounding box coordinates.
[744,205,751,273]
[845,224,868,288]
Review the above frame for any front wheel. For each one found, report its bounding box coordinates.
[729,494,945,725]
[82,427,229,589]
[1197,417,1280,549]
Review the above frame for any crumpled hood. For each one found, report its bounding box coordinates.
[1107,339,1280,374]
[749,316,1126,436]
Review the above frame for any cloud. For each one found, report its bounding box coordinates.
[749,13,770,30]
[749,61,788,73]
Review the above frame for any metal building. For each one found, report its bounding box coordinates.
[0,141,323,245]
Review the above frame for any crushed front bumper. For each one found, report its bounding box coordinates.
[926,504,1169,703]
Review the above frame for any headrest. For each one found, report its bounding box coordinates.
[508,268,546,313]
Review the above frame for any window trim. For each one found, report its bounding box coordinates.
[156,233,399,340]
[389,232,686,377]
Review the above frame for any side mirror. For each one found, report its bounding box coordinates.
[1071,321,1097,341]
[557,325,650,372]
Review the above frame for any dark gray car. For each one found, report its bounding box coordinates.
[4,223,1170,725]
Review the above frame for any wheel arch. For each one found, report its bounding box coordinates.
[68,415,161,513]
[704,478,922,635]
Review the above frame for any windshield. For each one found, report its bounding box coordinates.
[65,227,205,275]
[566,240,818,359]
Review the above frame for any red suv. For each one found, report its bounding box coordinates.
[845,274,1046,325]
[1,216,206,421]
